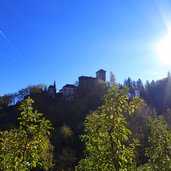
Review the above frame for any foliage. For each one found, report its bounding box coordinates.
[61,124,73,140]
[145,116,171,171]
[137,163,152,171]
[0,94,13,109]
[164,108,171,129]
[58,147,77,171]
[76,86,140,171]
[0,97,54,171]
[2,73,171,170]
[128,100,155,165]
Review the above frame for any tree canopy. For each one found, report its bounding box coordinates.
[0,97,54,171]
[76,86,140,171]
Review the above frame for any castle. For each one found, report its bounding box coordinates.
[47,69,106,101]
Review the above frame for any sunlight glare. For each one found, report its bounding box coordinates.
[156,29,171,65]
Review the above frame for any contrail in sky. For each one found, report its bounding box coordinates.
[0,30,25,61]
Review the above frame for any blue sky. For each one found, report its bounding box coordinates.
[1,0,171,95]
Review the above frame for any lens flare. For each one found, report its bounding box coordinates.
[156,29,171,65]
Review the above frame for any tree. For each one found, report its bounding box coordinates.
[110,71,116,87]
[17,88,30,102]
[0,94,13,109]
[124,77,135,98]
[145,116,171,170]
[0,97,54,171]
[76,86,140,171]
[58,147,77,171]
[164,109,171,129]
[136,79,144,98]
[60,124,73,141]
[128,101,156,165]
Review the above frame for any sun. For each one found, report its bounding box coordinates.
[156,30,171,65]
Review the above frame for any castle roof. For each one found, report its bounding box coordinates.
[48,85,54,88]
[79,76,96,80]
[63,84,76,88]
[96,69,106,73]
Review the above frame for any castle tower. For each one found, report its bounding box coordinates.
[47,81,56,99]
[96,69,106,82]
[54,81,57,92]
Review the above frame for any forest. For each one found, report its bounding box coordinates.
[1,72,171,170]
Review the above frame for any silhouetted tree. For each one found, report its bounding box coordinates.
[136,79,144,97]
[0,94,14,109]
[124,77,135,98]
[110,71,116,87]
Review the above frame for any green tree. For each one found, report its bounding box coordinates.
[0,97,54,171]
[145,116,171,171]
[76,86,140,171]
[61,124,73,140]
